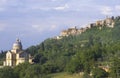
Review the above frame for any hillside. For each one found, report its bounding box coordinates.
[1,16,120,78]
[26,16,120,77]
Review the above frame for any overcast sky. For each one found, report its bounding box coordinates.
[0,0,120,51]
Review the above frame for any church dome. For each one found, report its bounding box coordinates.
[12,39,22,50]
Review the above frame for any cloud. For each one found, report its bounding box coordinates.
[32,25,44,32]
[51,0,64,2]
[0,0,7,5]
[54,4,69,10]
[100,6,113,15]
[30,6,50,11]
[115,5,120,10]
[32,24,58,32]
[49,24,57,31]
[51,0,58,1]
[114,5,120,15]
[0,0,8,12]
[99,5,120,16]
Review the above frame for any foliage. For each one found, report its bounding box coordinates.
[0,66,16,78]
[92,67,108,78]
[110,57,120,78]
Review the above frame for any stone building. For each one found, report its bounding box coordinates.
[88,23,96,28]
[60,30,68,36]
[60,27,79,36]
[105,17,114,28]
[68,27,78,35]
[3,39,32,67]
[96,20,104,26]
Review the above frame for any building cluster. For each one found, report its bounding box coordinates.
[54,16,115,39]
[91,16,115,28]
[60,27,86,36]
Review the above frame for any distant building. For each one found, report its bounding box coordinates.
[88,23,96,28]
[68,27,78,34]
[3,39,32,67]
[96,20,104,26]
[60,30,69,36]
[105,17,114,28]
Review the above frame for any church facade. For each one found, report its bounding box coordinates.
[3,39,32,66]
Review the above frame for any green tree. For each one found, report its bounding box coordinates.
[33,53,47,64]
[110,57,120,78]
[23,64,43,78]
[0,66,16,78]
[14,62,31,78]
[92,67,108,78]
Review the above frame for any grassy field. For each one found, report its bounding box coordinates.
[48,72,84,78]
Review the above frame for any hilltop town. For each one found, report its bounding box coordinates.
[54,16,118,39]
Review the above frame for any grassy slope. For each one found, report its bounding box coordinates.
[48,72,83,78]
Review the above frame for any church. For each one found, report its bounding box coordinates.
[3,39,32,66]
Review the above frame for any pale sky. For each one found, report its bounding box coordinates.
[0,0,120,50]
